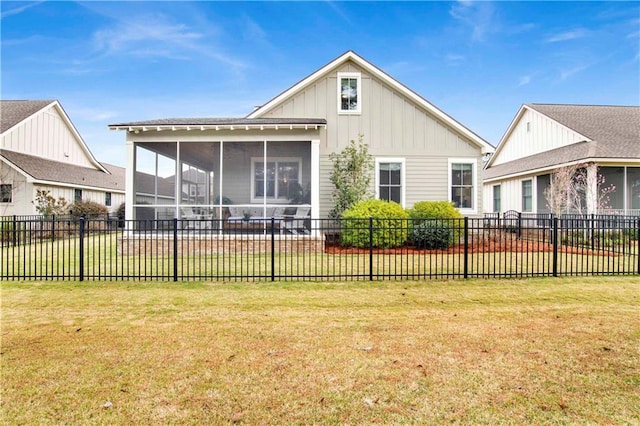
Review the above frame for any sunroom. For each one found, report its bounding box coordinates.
[109,118,325,236]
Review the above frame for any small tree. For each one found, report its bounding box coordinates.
[328,135,374,219]
[545,163,615,216]
[34,189,69,217]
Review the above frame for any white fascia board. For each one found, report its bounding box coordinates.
[28,178,125,194]
[248,51,494,154]
[487,104,593,169]
[51,101,110,174]
[483,157,640,184]
[0,101,58,138]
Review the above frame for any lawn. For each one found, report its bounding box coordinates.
[1,277,639,424]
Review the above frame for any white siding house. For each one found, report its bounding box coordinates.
[110,51,494,229]
[484,104,640,215]
[0,100,125,216]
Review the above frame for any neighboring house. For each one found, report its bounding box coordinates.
[483,104,640,216]
[0,100,125,216]
[109,51,494,227]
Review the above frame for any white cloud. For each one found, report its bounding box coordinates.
[518,75,531,87]
[0,1,44,19]
[546,28,590,43]
[449,1,497,42]
[445,54,465,66]
[560,64,589,80]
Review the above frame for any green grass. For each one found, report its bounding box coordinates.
[2,233,638,280]
[1,277,639,424]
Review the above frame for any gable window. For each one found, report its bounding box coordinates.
[522,180,533,212]
[449,159,475,211]
[105,192,112,207]
[1,184,12,203]
[74,188,82,202]
[493,184,501,213]
[337,72,361,114]
[375,158,405,207]
[252,158,301,202]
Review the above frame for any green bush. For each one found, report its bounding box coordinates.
[408,201,463,249]
[69,200,108,219]
[340,199,408,248]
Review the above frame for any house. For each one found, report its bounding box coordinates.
[0,100,125,216]
[483,104,640,216]
[109,51,494,231]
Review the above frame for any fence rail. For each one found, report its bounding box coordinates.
[1,215,638,281]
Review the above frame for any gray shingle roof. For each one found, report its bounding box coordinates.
[1,149,125,191]
[1,100,56,133]
[485,104,640,180]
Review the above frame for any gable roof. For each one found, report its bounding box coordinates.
[1,99,109,174]
[1,149,125,192]
[247,50,494,153]
[485,104,640,180]
[1,100,57,133]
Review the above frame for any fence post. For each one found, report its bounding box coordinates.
[173,218,178,282]
[51,214,56,243]
[463,217,469,279]
[271,217,275,282]
[517,212,522,239]
[552,217,558,277]
[369,217,373,281]
[79,218,85,281]
[637,218,640,275]
[12,215,17,247]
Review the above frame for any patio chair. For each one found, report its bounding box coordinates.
[180,206,213,230]
[282,206,311,235]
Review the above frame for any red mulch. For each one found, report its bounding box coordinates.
[325,235,608,256]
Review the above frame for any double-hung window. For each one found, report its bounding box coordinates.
[522,180,533,212]
[252,158,301,202]
[0,184,12,203]
[337,72,361,114]
[376,158,405,207]
[449,159,476,212]
[493,184,501,213]
[74,188,82,202]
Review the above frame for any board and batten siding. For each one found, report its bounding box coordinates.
[262,61,484,215]
[483,175,538,213]
[1,105,97,169]
[492,108,585,166]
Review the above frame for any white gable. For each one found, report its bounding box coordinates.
[1,101,107,172]
[488,105,587,167]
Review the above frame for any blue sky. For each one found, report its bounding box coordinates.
[2,1,638,167]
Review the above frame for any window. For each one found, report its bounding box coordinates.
[105,192,112,207]
[376,158,405,206]
[337,72,361,114]
[493,185,501,213]
[74,188,82,202]
[522,180,532,212]
[252,158,301,202]
[449,160,475,210]
[1,184,12,203]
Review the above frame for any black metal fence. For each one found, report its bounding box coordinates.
[1,214,638,281]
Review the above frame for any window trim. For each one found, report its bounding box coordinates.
[250,157,302,203]
[337,72,362,115]
[0,183,12,204]
[375,157,406,208]
[448,158,477,214]
[493,184,501,213]
[521,179,533,212]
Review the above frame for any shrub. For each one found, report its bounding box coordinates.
[34,189,69,216]
[408,201,463,249]
[340,199,408,248]
[69,200,108,219]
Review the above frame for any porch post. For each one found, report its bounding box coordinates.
[586,163,598,215]
[125,139,135,237]
[311,139,320,237]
